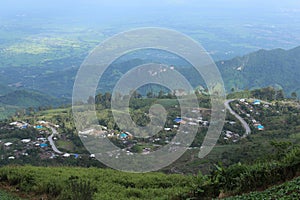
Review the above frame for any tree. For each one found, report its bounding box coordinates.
[158,90,164,98]
[87,96,95,104]
[147,92,154,98]
[291,92,297,100]
[95,93,103,104]
[131,144,142,153]
[132,91,141,99]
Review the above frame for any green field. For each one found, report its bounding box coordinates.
[0,190,22,200]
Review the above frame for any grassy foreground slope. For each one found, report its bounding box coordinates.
[0,132,300,199]
[0,166,192,200]
[226,176,300,200]
[0,190,22,200]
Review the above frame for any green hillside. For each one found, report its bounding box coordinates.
[0,84,14,96]
[226,176,300,199]
[1,90,300,199]
[1,46,300,100]
[0,103,19,120]
[0,89,69,119]
[0,90,68,108]
[218,46,300,97]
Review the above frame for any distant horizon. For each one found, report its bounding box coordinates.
[1,1,299,58]
[1,0,300,18]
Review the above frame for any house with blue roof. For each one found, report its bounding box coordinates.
[253,100,261,105]
[40,143,48,148]
[257,124,264,130]
[36,125,43,129]
[174,117,182,123]
[119,133,128,139]
[118,131,133,140]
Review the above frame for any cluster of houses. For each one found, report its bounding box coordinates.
[9,121,29,129]
[2,121,105,161]
[77,110,211,155]
[79,126,134,140]
[8,120,59,130]
[1,126,51,160]
[173,116,209,127]
[1,120,62,160]
[4,98,270,160]
[239,98,266,131]
[221,98,270,143]
[35,120,59,128]
[224,130,240,142]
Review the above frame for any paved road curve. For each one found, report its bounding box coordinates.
[224,99,251,137]
[48,127,63,154]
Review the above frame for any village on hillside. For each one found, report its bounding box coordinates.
[0,98,277,162]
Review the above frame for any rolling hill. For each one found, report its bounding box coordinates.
[0,89,69,119]
[0,89,68,108]
[0,83,14,96]
[10,46,300,98]
[0,46,299,115]
[218,46,300,96]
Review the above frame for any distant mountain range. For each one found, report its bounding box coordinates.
[0,46,299,119]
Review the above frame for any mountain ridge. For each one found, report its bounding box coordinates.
[217,45,300,96]
[0,45,299,111]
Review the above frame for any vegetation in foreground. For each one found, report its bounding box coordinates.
[225,176,300,200]
[0,166,192,200]
[0,143,299,199]
[0,190,22,200]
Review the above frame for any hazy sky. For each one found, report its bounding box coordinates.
[1,1,299,36]
[1,0,300,14]
[1,0,299,26]
[1,0,299,7]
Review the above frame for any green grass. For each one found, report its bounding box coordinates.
[0,166,193,200]
[0,190,22,200]
[155,99,179,108]
[37,108,69,118]
[290,132,300,139]
[0,104,19,120]
[226,176,300,199]
[56,140,76,152]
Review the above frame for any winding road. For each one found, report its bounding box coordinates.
[46,100,251,155]
[224,99,251,137]
[48,127,63,154]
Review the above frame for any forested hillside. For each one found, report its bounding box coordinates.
[218,46,300,96]
[0,90,67,108]
[1,46,300,101]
